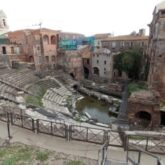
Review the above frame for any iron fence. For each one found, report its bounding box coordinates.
[125,132,165,154]
[10,113,35,132]
[0,112,164,155]
[127,145,164,165]
[70,125,109,145]
[0,113,8,122]
[36,119,67,138]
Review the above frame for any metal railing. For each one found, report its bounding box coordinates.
[127,145,164,165]
[0,112,165,157]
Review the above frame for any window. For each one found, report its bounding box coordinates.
[52,56,55,62]
[11,47,14,54]
[87,59,90,64]
[43,35,49,44]
[50,35,56,44]
[3,19,6,26]
[104,61,106,65]
[161,10,165,16]
[45,56,49,63]
[97,60,99,64]
[112,42,116,48]
[2,46,6,54]
[104,68,106,74]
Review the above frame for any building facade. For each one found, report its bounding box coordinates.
[92,48,114,81]
[0,34,23,67]
[148,1,165,99]
[8,28,59,70]
[101,29,148,53]
[0,10,9,35]
[62,50,83,80]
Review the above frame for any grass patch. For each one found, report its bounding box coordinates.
[129,135,147,140]
[36,151,49,161]
[26,95,43,107]
[0,144,33,165]
[0,143,94,164]
[128,82,148,95]
[0,143,52,165]
[25,85,46,107]
[65,160,85,165]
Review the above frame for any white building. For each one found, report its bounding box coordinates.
[92,48,114,81]
[0,10,9,35]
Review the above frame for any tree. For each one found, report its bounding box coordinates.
[113,48,144,80]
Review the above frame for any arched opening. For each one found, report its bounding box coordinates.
[84,66,89,79]
[73,84,78,90]
[93,67,99,76]
[43,35,49,44]
[45,56,49,63]
[70,73,75,79]
[50,35,56,44]
[11,47,14,54]
[161,111,165,125]
[135,111,151,127]
[3,19,6,27]
[2,46,6,54]
[51,55,55,62]
[29,56,34,63]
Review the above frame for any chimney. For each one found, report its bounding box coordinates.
[139,29,146,36]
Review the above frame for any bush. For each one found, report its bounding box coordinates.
[128,82,148,95]
[36,151,49,161]
[65,160,85,165]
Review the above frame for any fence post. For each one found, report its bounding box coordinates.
[146,137,149,151]
[10,113,13,125]
[66,125,71,141]
[21,114,23,128]
[50,122,53,135]
[7,113,12,139]
[36,119,39,134]
[123,134,128,151]
[137,151,141,164]
[86,127,89,142]
[32,119,35,132]
[103,131,109,145]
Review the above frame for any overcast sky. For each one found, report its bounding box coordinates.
[1,0,163,36]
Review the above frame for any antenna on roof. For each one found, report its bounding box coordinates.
[32,21,42,29]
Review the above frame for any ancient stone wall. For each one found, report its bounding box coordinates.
[147,7,165,100]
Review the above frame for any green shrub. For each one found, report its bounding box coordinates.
[128,82,148,95]
[65,160,85,165]
[36,151,49,161]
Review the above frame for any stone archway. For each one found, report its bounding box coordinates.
[70,72,75,79]
[43,35,49,44]
[93,67,99,76]
[84,66,89,79]
[161,111,165,125]
[29,56,34,63]
[127,90,161,128]
[2,46,6,54]
[50,35,56,44]
[135,111,151,127]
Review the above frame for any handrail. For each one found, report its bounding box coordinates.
[127,144,164,165]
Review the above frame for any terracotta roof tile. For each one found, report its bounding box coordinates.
[102,35,149,41]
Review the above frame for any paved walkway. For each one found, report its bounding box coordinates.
[0,121,164,165]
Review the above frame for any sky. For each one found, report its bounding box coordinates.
[1,0,164,36]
